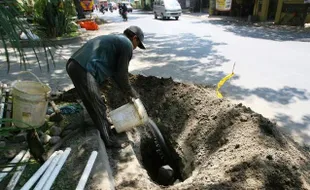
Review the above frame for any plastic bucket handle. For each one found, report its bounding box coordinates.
[14,71,50,101]
[16,71,44,86]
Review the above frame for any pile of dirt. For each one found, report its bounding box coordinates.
[63,74,310,189]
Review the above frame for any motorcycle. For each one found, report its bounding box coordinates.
[100,6,105,14]
[119,6,127,21]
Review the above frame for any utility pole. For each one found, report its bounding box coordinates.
[301,4,310,27]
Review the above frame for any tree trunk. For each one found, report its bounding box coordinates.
[301,4,309,27]
[73,0,85,19]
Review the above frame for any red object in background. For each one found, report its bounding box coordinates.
[79,21,99,30]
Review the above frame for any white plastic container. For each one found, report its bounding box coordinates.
[109,98,148,133]
[12,72,51,129]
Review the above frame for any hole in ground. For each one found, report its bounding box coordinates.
[140,119,184,186]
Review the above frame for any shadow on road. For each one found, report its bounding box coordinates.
[224,80,310,145]
[152,18,180,21]
[133,32,310,105]
[132,32,233,85]
[226,85,310,105]
[224,85,310,144]
[1,23,310,145]
[275,113,310,145]
[0,41,85,92]
[192,19,310,42]
[132,32,310,144]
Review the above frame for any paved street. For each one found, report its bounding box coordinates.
[1,10,310,145]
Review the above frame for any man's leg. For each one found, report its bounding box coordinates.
[66,61,122,147]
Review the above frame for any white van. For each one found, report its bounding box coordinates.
[153,0,182,20]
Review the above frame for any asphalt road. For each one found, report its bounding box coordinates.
[1,10,310,145]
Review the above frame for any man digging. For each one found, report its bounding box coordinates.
[66,26,146,148]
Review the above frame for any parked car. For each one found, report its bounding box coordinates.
[153,0,182,20]
[121,1,133,12]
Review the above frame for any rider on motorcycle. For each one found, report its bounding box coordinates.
[122,3,128,12]
[121,3,128,20]
[100,4,105,14]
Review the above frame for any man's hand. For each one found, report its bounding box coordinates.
[125,96,135,103]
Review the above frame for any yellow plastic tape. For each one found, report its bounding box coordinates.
[216,72,234,98]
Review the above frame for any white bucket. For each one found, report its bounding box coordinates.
[12,72,51,129]
[109,98,148,133]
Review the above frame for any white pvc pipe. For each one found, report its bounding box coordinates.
[6,150,31,190]
[0,103,4,127]
[0,150,26,182]
[76,151,98,190]
[20,151,60,190]
[42,147,72,190]
[0,90,6,128]
[34,151,64,190]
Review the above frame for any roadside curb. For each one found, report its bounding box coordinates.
[80,103,115,190]
[88,129,144,190]
[3,36,84,48]
[87,130,115,190]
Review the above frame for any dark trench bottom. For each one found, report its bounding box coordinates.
[139,120,184,186]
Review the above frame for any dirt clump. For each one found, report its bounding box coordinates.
[71,75,310,189]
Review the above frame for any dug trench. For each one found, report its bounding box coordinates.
[64,74,310,189]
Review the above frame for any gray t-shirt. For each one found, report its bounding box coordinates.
[70,34,137,98]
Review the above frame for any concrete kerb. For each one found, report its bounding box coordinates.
[1,36,84,49]
[88,130,115,190]
[80,101,144,190]
[80,103,115,190]
[86,129,143,190]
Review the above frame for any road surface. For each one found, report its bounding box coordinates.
[1,10,310,145]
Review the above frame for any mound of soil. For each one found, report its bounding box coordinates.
[68,75,310,189]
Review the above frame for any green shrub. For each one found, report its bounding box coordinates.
[33,0,77,38]
[0,1,57,71]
